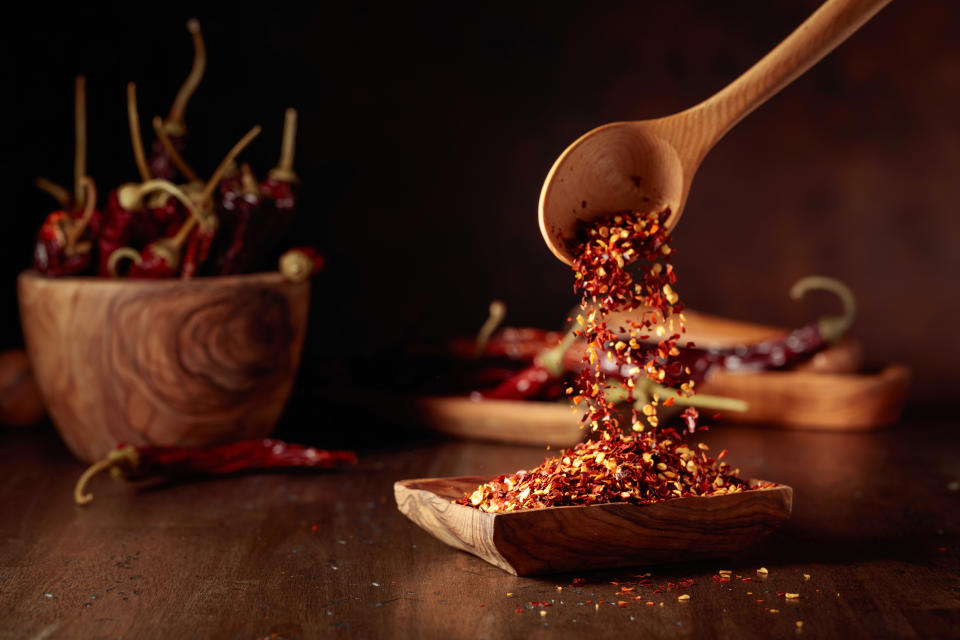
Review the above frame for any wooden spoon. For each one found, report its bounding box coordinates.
[538,0,892,264]
[396,476,792,575]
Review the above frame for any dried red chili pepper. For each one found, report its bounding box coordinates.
[32,78,103,276]
[148,18,206,181]
[563,277,855,386]
[479,330,577,400]
[33,177,100,276]
[255,108,299,266]
[180,128,262,279]
[213,163,263,275]
[74,439,358,505]
[95,83,168,275]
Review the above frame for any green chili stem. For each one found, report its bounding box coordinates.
[790,275,856,343]
[537,329,579,378]
[474,300,506,356]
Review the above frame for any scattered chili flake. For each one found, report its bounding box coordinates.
[515,608,524,614]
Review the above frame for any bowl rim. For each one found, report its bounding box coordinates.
[18,269,295,288]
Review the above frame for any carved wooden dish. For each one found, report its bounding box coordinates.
[395,475,792,576]
[17,270,310,463]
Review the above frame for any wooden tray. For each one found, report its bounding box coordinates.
[701,364,911,431]
[416,340,907,443]
[395,475,792,576]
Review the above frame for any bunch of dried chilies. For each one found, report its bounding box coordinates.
[32,19,318,280]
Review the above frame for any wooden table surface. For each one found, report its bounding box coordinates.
[1,415,958,639]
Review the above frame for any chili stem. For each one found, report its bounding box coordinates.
[152,115,200,182]
[537,328,579,378]
[74,76,87,211]
[474,300,506,356]
[642,380,748,413]
[240,163,259,194]
[74,445,139,505]
[118,179,202,223]
[34,177,72,208]
[107,247,143,277]
[790,275,856,343]
[170,212,199,248]
[165,18,206,134]
[126,83,152,182]
[65,177,97,254]
[269,108,298,182]
[200,125,262,204]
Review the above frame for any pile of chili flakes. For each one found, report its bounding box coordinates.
[459,207,758,513]
[457,429,752,513]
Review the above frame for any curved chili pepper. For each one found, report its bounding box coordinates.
[148,19,206,181]
[74,439,358,505]
[256,109,299,267]
[213,163,263,275]
[33,177,100,277]
[180,128,262,279]
[180,221,217,279]
[478,330,577,400]
[565,277,856,386]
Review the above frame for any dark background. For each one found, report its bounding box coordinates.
[7,1,959,405]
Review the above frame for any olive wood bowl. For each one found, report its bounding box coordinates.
[395,475,792,575]
[17,270,310,463]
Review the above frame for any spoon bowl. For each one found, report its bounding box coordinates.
[539,122,687,264]
[539,0,892,264]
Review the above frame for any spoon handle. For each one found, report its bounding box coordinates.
[684,0,892,156]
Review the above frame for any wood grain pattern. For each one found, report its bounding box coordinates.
[395,476,792,575]
[539,0,892,264]
[16,271,309,463]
